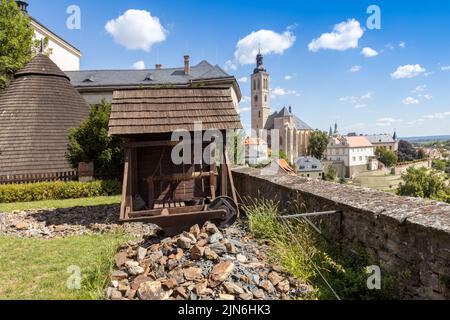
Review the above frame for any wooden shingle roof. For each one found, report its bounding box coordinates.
[0,54,90,176]
[109,88,242,136]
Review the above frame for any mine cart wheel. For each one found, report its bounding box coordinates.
[208,196,239,228]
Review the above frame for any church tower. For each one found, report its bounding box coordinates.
[251,52,270,136]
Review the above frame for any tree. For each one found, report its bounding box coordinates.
[66,100,124,177]
[325,166,337,181]
[308,130,329,160]
[397,167,450,203]
[375,147,398,167]
[416,148,428,160]
[0,0,33,89]
[398,140,419,162]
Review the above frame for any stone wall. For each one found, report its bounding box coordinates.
[391,159,431,175]
[232,167,450,300]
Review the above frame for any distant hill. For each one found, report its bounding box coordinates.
[401,135,450,143]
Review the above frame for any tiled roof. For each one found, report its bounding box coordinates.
[294,156,322,172]
[0,54,90,175]
[265,107,312,130]
[346,136,373,148]
[66,61,231,88]
[109,88,242,136]
[365,134,396,144]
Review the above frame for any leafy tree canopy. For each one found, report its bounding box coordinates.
[66,100,124,177]
[308,130,329,160]
[397,167,450,203]
[375,147,398,167]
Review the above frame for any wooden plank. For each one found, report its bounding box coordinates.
[145,172,217,182]
[120,149,130,220]
[128,205,206,218]
[224,152,238,206]
[124,140,179,149]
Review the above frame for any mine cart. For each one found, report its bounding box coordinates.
[109,88,242,235]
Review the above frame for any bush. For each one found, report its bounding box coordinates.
[397,167,450,203]
[0,180,121,204]
[67,100,124,177]
[375,147,398,167]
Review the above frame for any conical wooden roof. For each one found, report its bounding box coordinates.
[0,54,90,176]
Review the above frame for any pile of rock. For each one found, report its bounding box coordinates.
[107,222,312,300]
[1,205,158,239]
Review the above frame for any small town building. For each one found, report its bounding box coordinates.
[0,53,89,178]
[327,136,375,178]
[16,1,81,71]
[263,159,297,176]
[66,56,241,106]
[243,137,269,165]
[365,132,399,152]
[294,156,324,179]
[250,52,313,164]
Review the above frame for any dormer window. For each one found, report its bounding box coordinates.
[143,73,153,81]
[83,76,94,82]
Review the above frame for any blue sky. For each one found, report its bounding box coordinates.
[29,0,450,137]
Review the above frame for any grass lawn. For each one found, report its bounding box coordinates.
[0,233,131,300]
[0,195,121,213]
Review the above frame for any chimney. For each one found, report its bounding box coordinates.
[184,55,190,75]
[155,64,162,70]
[15,1,29,14]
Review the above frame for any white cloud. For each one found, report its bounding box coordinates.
[105,9,167,51]
[441,66,450,71]
[407,112,450,126]
[223,60,237,72]
[131,60,146,70]
[241,96,251,103]
[238,77,248,83]
[340,92,373,105]
[402,97,420,105]
[234,29,296,65]
[399,41,406,48]
[412,85,427,93]
[284,75,293,80]
[361,47,379,57]
[349,65,362,73]
[237,106,250,114]
[308,19,364,52]
[270,87,299,98]
[376,117,403,127]
[391,64,426,79]
[422,94,433,100]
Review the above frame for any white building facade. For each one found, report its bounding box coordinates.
[327,136,375,178]
[16,1,81,71]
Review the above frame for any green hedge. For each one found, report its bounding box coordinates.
[0,180,121,204]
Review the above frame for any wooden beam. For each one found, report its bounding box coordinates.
[224,152,238,206]
[120,148,130,220]
[124,140,179,149]
[128,205,206,218]
[145,172,217,183]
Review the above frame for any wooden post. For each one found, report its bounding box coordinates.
[120,148,130,220]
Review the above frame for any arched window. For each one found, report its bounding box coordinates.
[254,95,258,102]
[258,79,261,90]
[253,80,256,90]
[264,95,267,102]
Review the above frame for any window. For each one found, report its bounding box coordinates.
[258,79,261,89]
[359,156,363,161]
[258,111,261,118]
[352,157,356,162]
[264,95,267,102]
[253,80,256,90]
[254,95,258,102]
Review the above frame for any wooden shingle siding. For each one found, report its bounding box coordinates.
[109,88,242,136]
[0,54,90,177]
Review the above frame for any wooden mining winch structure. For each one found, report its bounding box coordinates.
[108,88,242,235]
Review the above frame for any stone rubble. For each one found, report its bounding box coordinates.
[106,221,313,300]
[0,205,159,239]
